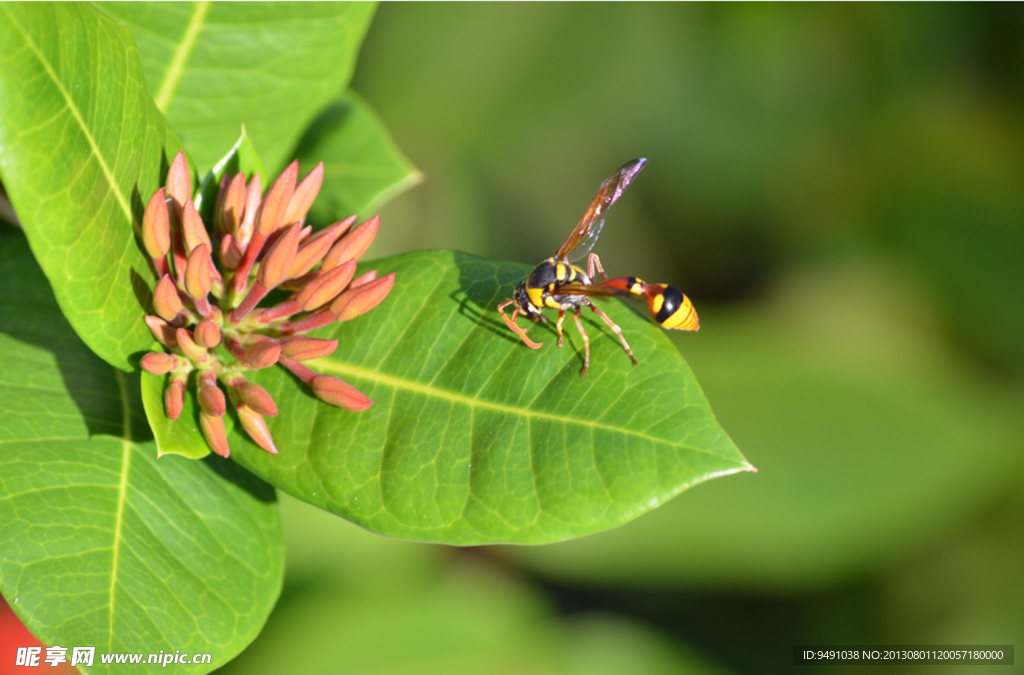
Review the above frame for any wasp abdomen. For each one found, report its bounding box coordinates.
[647,284,698,331]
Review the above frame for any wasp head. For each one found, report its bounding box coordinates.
[514,282,546,323]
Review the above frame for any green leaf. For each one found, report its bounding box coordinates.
[294,91,422,225]
[0,3,182,371]
[231,249,751,545]
[0,227,284,673]
[507,263,1022,589]
[141,132,266,461]
[141,370,213,460]
[193,128,267,219]
[98,2,378,173]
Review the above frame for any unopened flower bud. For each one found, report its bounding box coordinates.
[200,411,230,457]
[154,274,183,321]
[142,187,170,258]
[322,216,379,270]
[294,259,357,311]
[350,270,378,288]
[165,151,191,213]
[312,375,373,411]
[141,352,177,375]
[280,336,338,361]
[288,224,340,278]
[258,223,302,289]
[197,382,226,417]
[236,405,278,454]
[244,340,281,369]
[331,272,395,322]
[255,160,298,236]
[185,244,214,300]
[164,377,186,420]
[283,162,324,227]
[182,200,211,253]
[236,173,261,247]
[220,233,241,270]
[234,380,278,416]
[144,315,178,348]
[194,319,221,348]
[217,172,247,235]
[176,327,207,361]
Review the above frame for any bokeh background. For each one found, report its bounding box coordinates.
[233,4,1023,673]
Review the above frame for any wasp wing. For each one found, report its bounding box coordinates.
[556,282,636,299]
[555,158,647,262]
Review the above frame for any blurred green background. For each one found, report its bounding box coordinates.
[220,4,1024,674]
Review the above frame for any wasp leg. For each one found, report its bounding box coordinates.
[584,298,638,366]
[587,253,609,281]
[497,300,543,349]
[555,309,566,348]
[571,306,591,376]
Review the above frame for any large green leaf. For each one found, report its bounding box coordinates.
[507,263,1022,589]
[228,249,751,545]
[0,3,180,372]
[0,227,285,673]
[294,91,422,225]
[97,2,377,174]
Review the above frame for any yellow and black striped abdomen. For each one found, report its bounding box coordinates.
[647,284,699,331]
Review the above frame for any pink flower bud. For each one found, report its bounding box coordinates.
[144,315,178,348]
[181,200,211,254]
[322,216,379,270]
[331,272,395,322]
[237,173,262,247]
[154,274,183,321]
[175,327,207,362]
[197,382,226,417]
[165,150,191,213]
[164,377,186,420]
[194,319,222,348]
[185,244,214,300]
[350,270,378,288]
[280,336,338,361]
[244,340,281,369]
[312,375,372,411]
[217,172,247,235]
[283,162,323,227]
[220,233,241,270]
[255,160,298,236]
[142,187,170,258]
[200,411,231,457]
[294,259,357,311]
[235,381,278,416]
[141,352,176,375]
[257,223,302,289]
[237,405,278,454]
[288,225,339,279]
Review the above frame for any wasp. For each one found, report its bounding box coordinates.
[498,158,698,376]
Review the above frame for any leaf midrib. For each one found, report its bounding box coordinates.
[310,359,747,466]
[153,0,210,112]
[2,5,132,222]
[107,368,133,649]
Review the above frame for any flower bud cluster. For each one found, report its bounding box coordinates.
[140,151,393,457]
